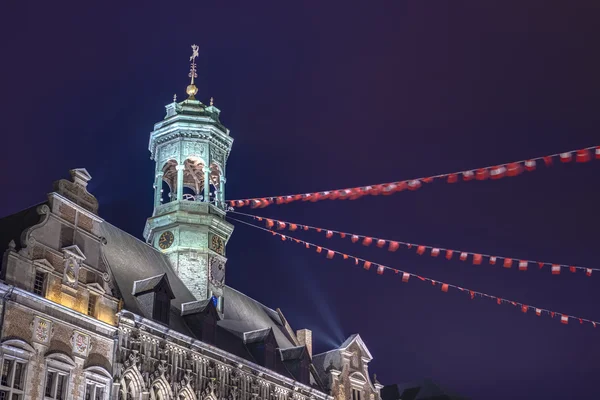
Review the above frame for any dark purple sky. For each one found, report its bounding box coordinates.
[3,2,600,399]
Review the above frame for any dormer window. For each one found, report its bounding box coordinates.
[132,274,175,325]
[153,289,171,324]
[352,388,362,400]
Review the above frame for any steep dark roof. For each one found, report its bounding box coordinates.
[99,221,298,364]
[132,274,174,298]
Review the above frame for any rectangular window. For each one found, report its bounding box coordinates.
[94,386,104,400]
[33,271,46,296]
[88,294,97,317]
[45,371,55,397]
[45,370,68,400]
[85,384,92,400]
[0,359,26,400]
[1,359,11,386]
[352,389,361,400]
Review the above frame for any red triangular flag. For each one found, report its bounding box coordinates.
[305,243,309,248]
[586,268,592,277]
[277,221,286,230]
[289,224,298,231]
[376,239,386,248]
[462,171,474,181]
[543,156,553,166]
[596,147,600,160]
[503,258,513,268]
[362,237,373,246]
[441,283,449,292]
[417,245,426,255]
[266,219,275,229]
[377,265,385,275]
[408,180,422,190]
[343,254,348,260]
[561,315,569,324]
[497,298,502,305]
[473,254,482,265]
[489,256,497,265]
[551,311,555,318]
[326,250,334,259]
[326,230,333,238]
[431,248,440,257]
[569,266,576,273]
[469,291,475,299]
[388,241,400,252]
[447,174,458,183]
[576,149,591,163]
[507,162,523,177]
[402,272,410,282]
[476,168,489,180]
[339,232,346,238]
[445,250,453,260]
[536,308,541,316]
[363,261,372,270]
[422,177,434,183]
[351,235,359,243]
[460,252,468,261]
[521,305,528,313]
[316,247,322,253]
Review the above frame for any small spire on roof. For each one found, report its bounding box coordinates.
[186,44,199,99]
[173,94,177,102]
[210,97,214,106]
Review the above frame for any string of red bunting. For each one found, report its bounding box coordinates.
[227,215,599,328]
[228,146,600,208]
[230,210,598,276]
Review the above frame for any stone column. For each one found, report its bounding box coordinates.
[219,175,226,208]
[176,165,185,201]
[203,166,210,203]
[154,172,164,209]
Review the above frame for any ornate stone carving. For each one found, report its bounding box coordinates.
[183,141,206,160]
[70,331,90,356]
[32,316,52,344]
[159,142,179,163]
[209,256,226,287]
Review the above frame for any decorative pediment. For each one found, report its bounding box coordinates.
[62,245,86,261]
[33,258,55,272]
[338,334,373,362]
[87,282,106,295]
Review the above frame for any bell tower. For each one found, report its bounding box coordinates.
[144,45,234,311]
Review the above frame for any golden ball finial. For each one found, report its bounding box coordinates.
[186,84,198,99]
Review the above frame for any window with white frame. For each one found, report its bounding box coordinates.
[44,369,69,400]
[85,381,106,400]
[0,357,26,400]
[351,388,362,400]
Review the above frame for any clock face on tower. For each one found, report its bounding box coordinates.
[158,231,175,250]
[210,234,225,255]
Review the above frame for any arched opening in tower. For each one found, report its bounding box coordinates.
[209,163,222,205]
[161,160,178,203]
[183,157,206,202]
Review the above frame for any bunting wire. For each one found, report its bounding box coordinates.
[227,146,600,208]
[229,210,598,276]
[227,215,599,328]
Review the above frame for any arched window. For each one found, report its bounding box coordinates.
[118,369,143,400]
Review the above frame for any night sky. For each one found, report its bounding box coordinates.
[3,2,600,399]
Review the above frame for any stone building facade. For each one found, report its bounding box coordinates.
[0,59,384,400]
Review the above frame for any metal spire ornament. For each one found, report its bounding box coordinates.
[186,44,199,99]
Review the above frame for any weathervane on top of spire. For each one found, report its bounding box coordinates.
[186,44,200,99]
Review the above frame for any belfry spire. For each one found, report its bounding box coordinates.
[186,44,200,99]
